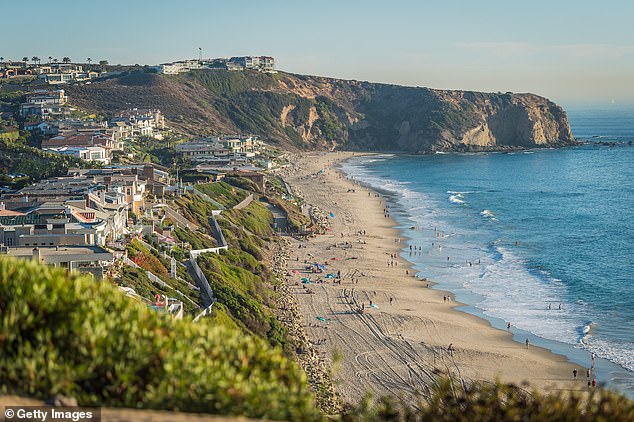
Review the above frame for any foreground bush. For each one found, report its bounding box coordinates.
[342,378,634,421]
[0,258,318,420]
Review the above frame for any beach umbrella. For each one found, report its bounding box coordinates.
[317,316,326,322]
[330,213,335,218]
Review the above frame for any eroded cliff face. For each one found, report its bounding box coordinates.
[66,71,574,152]
[343,86,574,152]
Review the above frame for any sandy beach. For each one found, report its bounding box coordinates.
[281,151,582,403]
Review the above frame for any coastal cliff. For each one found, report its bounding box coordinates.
[66,70,574,152]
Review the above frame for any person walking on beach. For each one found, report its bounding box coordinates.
[591,352,596,368]
[586,368,591,379]
[507,322,511,331]
[525,338,530,349]
[573,368,578,380]
[447,343,454,356]
[592,378,597,388]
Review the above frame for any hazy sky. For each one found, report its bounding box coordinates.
[3,0,633,105]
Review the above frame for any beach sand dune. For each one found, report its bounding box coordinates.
[282,152,578,403]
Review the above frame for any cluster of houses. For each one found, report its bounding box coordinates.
[18,89,167,164]
[0,164,171,279]
[154,56,275,75]
[0,60,103,84]
[175,135,261,162]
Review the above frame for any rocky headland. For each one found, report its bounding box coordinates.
[66,70,575,153]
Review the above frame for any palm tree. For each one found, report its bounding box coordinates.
[0,57,4,63]
[87,57,92,67]
[62,57,71,64]
[22,57,28,65]
[53,58,58,64]
[48,56,52,64]
[32,56,40,65]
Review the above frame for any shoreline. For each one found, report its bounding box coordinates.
[280,151,586,403]
[335,151,634,397]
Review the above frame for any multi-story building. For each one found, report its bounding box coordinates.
[43,146,111,165]
[19,89,70,119]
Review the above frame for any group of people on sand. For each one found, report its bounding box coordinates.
[387,252,399,268]
[571,352,598,389]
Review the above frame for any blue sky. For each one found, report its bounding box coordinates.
[3,0,633,105]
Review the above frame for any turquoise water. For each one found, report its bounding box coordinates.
[341,106,634,394]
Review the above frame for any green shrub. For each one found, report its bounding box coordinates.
[0,258,318,420]
[127,239,168,276]
[341,378,634,421]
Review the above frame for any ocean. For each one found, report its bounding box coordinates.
[340,105,634,395]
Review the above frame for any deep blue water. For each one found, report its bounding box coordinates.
[341,106,634,394]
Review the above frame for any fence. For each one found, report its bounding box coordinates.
[208,215,228,248]
[189,250,218,305]
[233,193,254,210]
[165,206,199,230]
[191,187,225,210]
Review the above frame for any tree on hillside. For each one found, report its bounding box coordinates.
[62,57,71,64]
[99,60,108,71]
[0,57,4,63]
